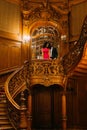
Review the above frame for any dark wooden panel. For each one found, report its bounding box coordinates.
[77,77,87,129]
[32,86,51,128]
[32,85,63,129]
[0,44,9,69]
[0,38,22,73]
[66,78,78,128]
[53,86,62,128]
[8,45,21,67]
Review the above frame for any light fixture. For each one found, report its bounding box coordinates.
[61,35,67,43]
[23,35,30,43]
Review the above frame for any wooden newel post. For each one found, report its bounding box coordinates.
[19,91,28,130]
[62,91,67,130]
[61,76,68,130]
[27,90,32,130]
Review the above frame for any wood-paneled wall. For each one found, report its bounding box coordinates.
[77,77,87,129]
[67,77,87,129]
[0,38,21,73]
[31,78,87,129]
[32,85,62,129]
[0,0,29,74]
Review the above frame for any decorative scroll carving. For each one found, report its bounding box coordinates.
[8,62,29,96]
[29,60,64,76]
[29,60,65,86]
[4,61,30,129]
[7,100,20,129]
[21,0,68,27]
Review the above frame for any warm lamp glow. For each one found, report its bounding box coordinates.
[23,35,30,43]
[61,35,67,44]
[61,35,67,41]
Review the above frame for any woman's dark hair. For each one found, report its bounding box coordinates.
[48,42,51,49]
[43,41,49,48]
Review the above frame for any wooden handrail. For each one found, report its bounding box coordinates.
[4,68,22,110]
[61,15,87,75]
[4,61,29,110]
[4,61,29,129]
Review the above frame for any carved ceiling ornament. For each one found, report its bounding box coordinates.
[21,0,68,26]
[21,0,69,47]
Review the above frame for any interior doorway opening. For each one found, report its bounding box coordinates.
[31,25,60,59]
[32,84,63,129]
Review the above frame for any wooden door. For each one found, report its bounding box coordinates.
[32,85,62,129]
[53,86,62,129]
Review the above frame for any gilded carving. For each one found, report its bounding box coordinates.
[29,60,65,87]
[21,0,68,26]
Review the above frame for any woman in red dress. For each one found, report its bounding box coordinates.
[42,42,50,60]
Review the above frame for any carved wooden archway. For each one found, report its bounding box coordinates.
[21,0,69,59]
[29,21,63,59]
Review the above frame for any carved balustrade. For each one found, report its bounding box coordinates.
[4,61,29,129]
[62,15,87,74]
[29,59,65,87]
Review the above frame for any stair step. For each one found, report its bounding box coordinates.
[0,103,7,107]
[0,97,6,99]
[0,106,6,109]
[0,125,13,130]
[0,91,5,94]
[0,120,11,124]
[0,116,8,120]
[0,95,5,97]
[0,88,14,130]
[0,94,5,96]
[0,99,6,103]
[0,107,7,111]
[0,111,7,116]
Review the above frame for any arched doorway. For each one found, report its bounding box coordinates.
[32,84,63,129]
[28,20,64,60]
[31,25,60,59]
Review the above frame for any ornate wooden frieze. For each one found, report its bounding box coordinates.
[29,59,65,87]
[21,0,69,28]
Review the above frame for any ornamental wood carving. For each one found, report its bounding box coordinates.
[29,59,65,87]
[21,0,69,36]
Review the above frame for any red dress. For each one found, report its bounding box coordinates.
[42,48,50,59]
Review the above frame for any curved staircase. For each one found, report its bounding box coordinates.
[61,15,87,78]
[72,43,87,77]
[0,86,13,130]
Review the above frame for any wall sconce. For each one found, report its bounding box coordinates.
[23,35,30,43]
[61,35,67,43]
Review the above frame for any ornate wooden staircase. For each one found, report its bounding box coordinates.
[61,15,87,78]
[0,86,13,130]
[0,16,87,130]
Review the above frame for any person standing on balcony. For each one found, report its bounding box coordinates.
[42,41,50,60]
[49,42,58,59]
